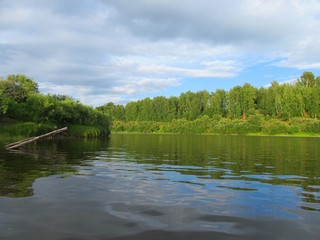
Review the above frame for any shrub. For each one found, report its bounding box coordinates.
[261,119,289,135]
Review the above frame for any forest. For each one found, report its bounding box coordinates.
[0,74,110,139]
[98,71,320,135]
[1,72,320,138]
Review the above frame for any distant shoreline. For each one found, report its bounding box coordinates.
[110,131,320,138]
[110,118,320,137]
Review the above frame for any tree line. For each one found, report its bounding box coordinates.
[98,72,320,121]
[0,74,110,137]
[98,72,320,135]
[2,72,320,137]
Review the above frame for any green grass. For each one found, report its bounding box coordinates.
[0,121,57,145]
[0,118,110,147]
[0,122,55,137]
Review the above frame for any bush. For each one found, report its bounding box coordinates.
[111,121,161,133]
[261,119,289,135]
[290,117,320,133]
[110,117,320,136]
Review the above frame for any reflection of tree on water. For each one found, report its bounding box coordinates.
[1,135,319,211]
[0,138,110,198]
[108,134,320,211]
[0,148,74,198]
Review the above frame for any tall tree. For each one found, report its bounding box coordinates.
[0,88,9,115]
[167,96,179,121]
[139,98,154,121]
[152,96,171,121]
[0,74,38,103]
[207,89,226,117]
[227,86,242,118]
[97,102,126,121]
[125,102,139,121]
[241,83,258,116]
[281,84,304,119]
[298,71,316,88]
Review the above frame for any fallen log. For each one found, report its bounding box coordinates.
[5,137,35,148]
[5,127,68,150]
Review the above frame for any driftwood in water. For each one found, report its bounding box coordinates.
[5,127,68,150]
[5,137,35,148]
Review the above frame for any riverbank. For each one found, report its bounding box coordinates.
[0,118,110,145]
[111,131,320,138]
[111,117,320,137]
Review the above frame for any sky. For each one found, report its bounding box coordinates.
[1,0,320,107]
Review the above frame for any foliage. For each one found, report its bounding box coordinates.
[0,74,110,137]
[0,88,9,115]
[111,115,320,136]
[289,118,320,133]
[112,121,161,133]
[96,102,125,121]
[100,72,320,125]
[98,71,320,136]
[2,71,320,137]
[261,119,290,135]
[0,74,38,103]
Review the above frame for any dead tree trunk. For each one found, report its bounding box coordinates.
[5,127,68,150]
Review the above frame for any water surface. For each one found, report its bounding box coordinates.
[0,134,319,239]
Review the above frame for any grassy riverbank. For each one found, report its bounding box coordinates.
[0,118,110,145]
[111,117,320,137]
[1,75,111,144]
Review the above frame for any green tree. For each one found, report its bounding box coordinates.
[197,90,211,117]
[0,88,9,115]
[125,101,139,121]
[298,71,316,88]
[207,89,226,117]
[226,86,242,118]
[152,96,170,121]
[270,81,284,117]
[177,91,207,120]
[167,96,179,121]
[256,87,270,116]
[241,83,258,116]
[303,85,320,118]
[0,74,38,103]
[97,102,126,121]
[139,98,154,121]
[281,84,304,119]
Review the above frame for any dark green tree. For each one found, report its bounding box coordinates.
[226,86,242,118]
[125,101,139,121]
[97,102,126,121]
[139,98,154,121]
[207,89,226,117]
[0,88,9,115]
[0,74,38,103]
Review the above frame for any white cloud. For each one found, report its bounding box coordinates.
[39,82,96,98]
[112,78,181,95]
[137,60,241,78]
[1,0,320,106]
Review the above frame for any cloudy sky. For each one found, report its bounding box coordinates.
[1,0,320,106]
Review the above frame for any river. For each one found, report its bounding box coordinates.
[0,134,319,239]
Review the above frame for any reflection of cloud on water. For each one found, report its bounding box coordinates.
[89,154,317,221]
[90,158,242,217]
[30,172,320,238]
